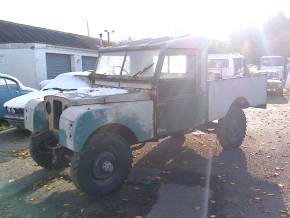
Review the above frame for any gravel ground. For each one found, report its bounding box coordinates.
[0,93,289,218]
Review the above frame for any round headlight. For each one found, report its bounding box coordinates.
[46,102,51,114]
[11,108,15,114]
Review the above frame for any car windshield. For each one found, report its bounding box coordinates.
[95,50,160,78]
[261,57,284,66]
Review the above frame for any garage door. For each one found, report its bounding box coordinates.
[82,56,97,71]
[46,53,71,79]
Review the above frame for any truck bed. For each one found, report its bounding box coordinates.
[207,74,267,121]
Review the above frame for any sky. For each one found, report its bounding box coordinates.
[1,0,290,41]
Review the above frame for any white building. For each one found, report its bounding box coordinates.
[0,20,102,89]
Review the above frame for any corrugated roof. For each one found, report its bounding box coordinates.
[0,20,104,50]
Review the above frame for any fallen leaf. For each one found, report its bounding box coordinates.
[15,150,30,159]
[115,210,123,214]
[194,206,201,211]
[154,176,162,181]
[255,197,262,201]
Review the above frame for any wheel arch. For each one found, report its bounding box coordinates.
[88,123,139,146]
[59,102,154,152]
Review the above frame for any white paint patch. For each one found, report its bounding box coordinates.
[74,87,128,98]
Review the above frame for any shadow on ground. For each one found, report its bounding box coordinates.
[0,129,30,163]
[267,95,289,104]
[0,135,286,218]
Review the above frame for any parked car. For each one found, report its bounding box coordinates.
[4,71,91,128]
[259,56,286,79]
[25,36,267,197]
[208,53,248,80]
[259,69,284,95]
[0,73,35,124]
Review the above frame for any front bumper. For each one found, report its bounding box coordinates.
[4,114,24,129]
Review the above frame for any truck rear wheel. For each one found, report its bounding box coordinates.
[216,107,247,150]
[30,131,70,169]
[71,132,132,197]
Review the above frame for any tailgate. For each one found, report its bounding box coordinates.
[208,74,267,121]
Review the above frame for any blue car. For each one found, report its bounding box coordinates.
[0,73,35,126]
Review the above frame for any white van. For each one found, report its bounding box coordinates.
[208,53,247,80]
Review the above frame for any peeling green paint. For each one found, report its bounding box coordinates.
[73,111,153,151]
[59,102,154,152]
[194,95,208,126]
[33,102,48,132]
[59,129,67,145]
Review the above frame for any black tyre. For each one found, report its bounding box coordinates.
[71,132,132,197]
[217,107,247,150]
[30,131,70,169]
[171,131,186,139]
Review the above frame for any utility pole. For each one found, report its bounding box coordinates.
[99,33,103,46]
[104,29,115,45]
[86,20,90,37]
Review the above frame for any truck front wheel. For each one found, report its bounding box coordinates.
[216,107,247,150]
[71,132,132,197]
[30,131,70,169]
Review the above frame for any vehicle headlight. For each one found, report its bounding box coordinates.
[46,102,51,114]
[10,108,15,114]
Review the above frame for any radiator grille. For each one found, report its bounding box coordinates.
[53,100,62,129]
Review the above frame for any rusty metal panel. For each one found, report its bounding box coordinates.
[156,78,196,135]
